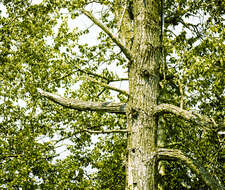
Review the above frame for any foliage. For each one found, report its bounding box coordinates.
[0,0,224,189]
[160,0,225,188]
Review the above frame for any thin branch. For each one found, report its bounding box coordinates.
[84,129,128,134]
[54,125,127,145]
[180,20,204,40]
[156,148,225,190]
[0,154,20,158]
[72,64,109,81]
[72,63,128,83]
[38,88,126,114]
[178,80,184,109]
[0,154,55,160]
[81,9,133,60]
[110,78,128,82]
[47,70,75,85]
[86,76,129,95]
[118,3,127,32]
[218,131,225,135]
[153,104,217,127]
[70,59,128,83]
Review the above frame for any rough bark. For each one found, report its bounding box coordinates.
[37,1,222,189]
[153,104,217,127]
[38,88,126,114]
[113,0,134,50]
[126,0,161,189]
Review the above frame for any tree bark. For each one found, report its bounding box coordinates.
[37,1,223,189]
[126,0,161,189]
[153,104,217,127]
[38,88,126,113]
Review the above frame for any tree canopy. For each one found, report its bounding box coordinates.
[0,0,224,189]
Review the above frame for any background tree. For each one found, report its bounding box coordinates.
[0,0,224,189]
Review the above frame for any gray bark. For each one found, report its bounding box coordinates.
[38,88,126,113]
[153,104,217,127]
[38,1,222,189]
[126,0,161,189]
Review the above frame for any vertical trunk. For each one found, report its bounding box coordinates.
[126,0,161,189]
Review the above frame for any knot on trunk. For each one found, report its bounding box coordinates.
[128,107,139,119]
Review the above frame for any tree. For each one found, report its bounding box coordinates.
[0,0,224,189]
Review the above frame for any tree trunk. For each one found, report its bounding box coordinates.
[126,0,161,189]
[37,1,225,189]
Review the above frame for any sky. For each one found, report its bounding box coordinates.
[0,0,128,165]
[2,0,224,182]
[0,1,129,93]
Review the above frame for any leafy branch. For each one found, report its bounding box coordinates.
[81,9,133,60]
[85,75,129,96]
[72,63,127,83]
[84,129,128,134]
[46,62,128,93]
[156,148,225,190]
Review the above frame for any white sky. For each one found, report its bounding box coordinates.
[0,1,128,92]
[0,1,128,165]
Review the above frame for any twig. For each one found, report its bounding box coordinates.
[118,3,127,32]
[84,129,128,134]
[86,76,129,95]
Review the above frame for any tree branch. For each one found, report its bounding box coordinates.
[70,60,128,83]
[118,3,127,32]
[0,154,20,158]
[38,88,126,114]
[86,76,129,95]
[153,104,217,127]
[81,9,133,60]
[84,129,128,134]
[72,64,109,81]
[110,78,128,82]
[156,148,224,190]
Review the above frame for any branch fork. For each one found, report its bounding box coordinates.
[81,9,133,61]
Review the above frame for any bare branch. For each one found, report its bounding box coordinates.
[86,76,129,95]
[156,148,225,190]
[69,60,128,83]
[110,78,128,82]
[218,131,225,135]
[153,104,217,127]
[178,80,184,109]
[0,154,20,158]
[38,88,126,114]
[81,9,133,60]
[84,129,128,134]
[72,64,109,81]
[118,4,127,32]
